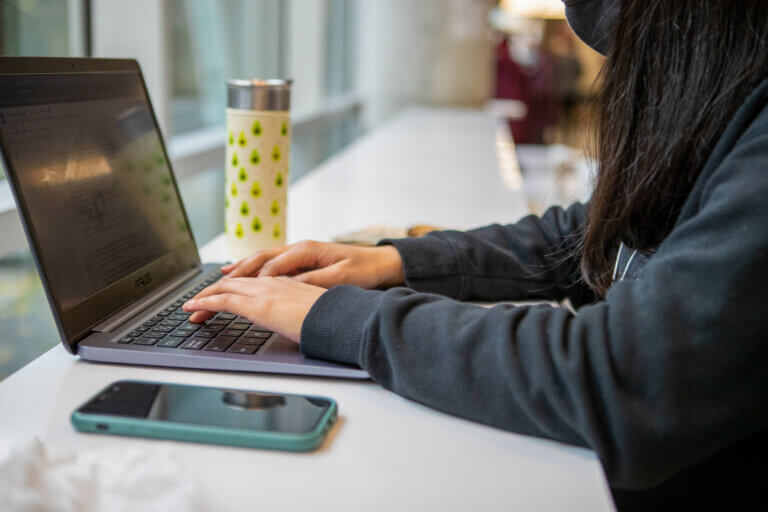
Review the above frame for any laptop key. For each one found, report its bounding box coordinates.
[217,313,236,320]
[180,337,208,350]
[170,313,190,321]
[143,331,166,339]
[177,322,201,331]
[117,336,134,344]
[222,328,245,337]
[242,331,271,339]
[230,322,251,330]
[227,343,258,354]
[170,328,195,338]
[151,325,174,333]
[159,319,181,328]
[133,326,149,333]
[157,336,186,348]
[204,335,238,352]
[151,315,166,322]
[195,329,219,338]
[134,336,159,345]
[208,318,230,325]
[202,324,225,332]
[236,337,265,346]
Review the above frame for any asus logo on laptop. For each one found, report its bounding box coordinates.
[135,272,152,288]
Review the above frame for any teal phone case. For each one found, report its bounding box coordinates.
[71,383,338,452]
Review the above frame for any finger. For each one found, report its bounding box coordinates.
[292,263,347,288]
[185,278,267,323]
[188,310,215,323]
[184,293,257,320]
[226,247,288,279]
[220,258,245,274]
[258,246,324,278]
[187,277,265,304]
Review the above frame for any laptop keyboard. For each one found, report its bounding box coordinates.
[114,270,273,355]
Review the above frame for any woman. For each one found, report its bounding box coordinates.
[184,0,768,508]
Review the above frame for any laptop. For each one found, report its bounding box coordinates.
[0,57,367,379]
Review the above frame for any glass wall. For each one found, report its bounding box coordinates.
[0,0,72,56]
[169,0,284,135]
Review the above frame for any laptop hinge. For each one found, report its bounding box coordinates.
[92,268,201,333]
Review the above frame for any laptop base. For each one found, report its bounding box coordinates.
[78,333,369,379]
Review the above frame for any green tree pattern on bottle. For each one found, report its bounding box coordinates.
[240,201,249,216]
[272,145,281,162]
[235,223,244,238]
[252,216,262,232]
[275,172,284,187]
[238,167,247,181]
[270,199,280,216]
[250,149,260,165]
[281,121,288,136]
[238,131,247,146]
[228,130,234,145]
[251,181,261,197]
[232,152,239,167]
[252,120,262,136]
[273,224,281,239]
[231,182,238,197]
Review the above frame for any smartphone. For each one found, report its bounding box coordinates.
[71,380,337,452]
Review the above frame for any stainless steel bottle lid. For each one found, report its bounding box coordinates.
[227,79,292,111]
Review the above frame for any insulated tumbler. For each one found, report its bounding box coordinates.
[225,79,291,261]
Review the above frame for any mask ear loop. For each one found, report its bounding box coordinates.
[620,249,638,281]
[612,242,624,281]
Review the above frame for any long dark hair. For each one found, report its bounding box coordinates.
[580,0,768,295]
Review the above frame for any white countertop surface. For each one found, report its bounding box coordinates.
[0,107,614,511]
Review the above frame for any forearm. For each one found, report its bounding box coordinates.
[301,279,767,490]
[380,203,596,304]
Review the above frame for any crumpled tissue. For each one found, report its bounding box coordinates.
[0,437,206,512]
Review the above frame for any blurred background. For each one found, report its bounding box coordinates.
[0,0,603,379]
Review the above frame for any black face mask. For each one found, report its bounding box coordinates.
[563,0,617,55]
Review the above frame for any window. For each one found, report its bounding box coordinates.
[169,0,284,135]
[0,0,77,57]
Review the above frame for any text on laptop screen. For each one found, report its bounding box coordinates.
[0,72,193,314]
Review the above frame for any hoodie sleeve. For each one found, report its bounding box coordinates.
[379,202,597,306]
[301,130,768,489]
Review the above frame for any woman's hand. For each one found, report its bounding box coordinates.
[182,277,326,343]
[221,240,405,290]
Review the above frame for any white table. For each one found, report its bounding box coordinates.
[0,108,614,511]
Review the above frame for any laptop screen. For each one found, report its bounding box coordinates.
[0,66,199,344]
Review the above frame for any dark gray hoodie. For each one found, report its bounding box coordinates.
[301,3,768,509]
